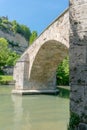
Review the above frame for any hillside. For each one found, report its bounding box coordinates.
[0,16,37,75]
[0,16,31,54]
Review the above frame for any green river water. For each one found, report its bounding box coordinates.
[0,85,69,130]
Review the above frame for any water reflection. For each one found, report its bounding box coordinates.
[12,95,31,130]
[0,86,69,130]
[11,94,69,130]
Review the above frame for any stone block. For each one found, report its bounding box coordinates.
[78,123,87,130]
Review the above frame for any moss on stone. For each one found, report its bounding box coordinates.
[68,112,81,130]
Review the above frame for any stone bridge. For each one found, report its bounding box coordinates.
[12,9,69,94]
[12,0,87,129]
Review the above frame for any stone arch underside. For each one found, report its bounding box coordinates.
[29,40,68,90]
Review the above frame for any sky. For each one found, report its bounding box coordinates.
[0,0,68,35]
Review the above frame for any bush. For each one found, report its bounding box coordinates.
[56,57,69,85]
[0,38,20,72]
[0,75,13,84]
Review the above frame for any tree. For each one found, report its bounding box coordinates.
[29,31,38,44]
[11,20,18,33]
[0,38,20,73]
[56,57,69,85]
[6,51,20,66]
[0,38,9,70]
[20,25,31,40]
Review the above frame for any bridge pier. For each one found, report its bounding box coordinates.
[12,58,59,95]
[69,0,87,129]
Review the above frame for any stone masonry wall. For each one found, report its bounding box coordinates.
[69,0,87,129]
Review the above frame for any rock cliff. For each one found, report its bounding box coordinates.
[0,30,28,54]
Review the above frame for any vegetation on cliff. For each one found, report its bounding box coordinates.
[0,16,38,43]
[0,16,30,41]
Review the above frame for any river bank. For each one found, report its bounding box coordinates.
[0,75,13,85]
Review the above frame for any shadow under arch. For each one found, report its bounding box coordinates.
[29,40,69,90]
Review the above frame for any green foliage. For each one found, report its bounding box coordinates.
[6,51,20,66]
[2,19,8,24]
[68,112,81,130]
[0,17,12,33]
[0,38,9,68]
[0,38,19,72]
[58,86,70,98]
[56,57,69,85]
[8,40,19,47]
[0,75,13,84]
[11,20,18,33]
[11,20,31,40]
[29,31,38,44]
[19,24,31,40]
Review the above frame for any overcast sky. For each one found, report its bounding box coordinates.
[0,0,68,34]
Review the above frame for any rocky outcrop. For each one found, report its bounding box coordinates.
[0,30,29,54]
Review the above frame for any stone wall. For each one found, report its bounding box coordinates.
[69,0,87,129]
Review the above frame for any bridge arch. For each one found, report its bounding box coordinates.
[29,40,68,90]
[12,9,69,94]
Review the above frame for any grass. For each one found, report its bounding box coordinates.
[0,75,13,84]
